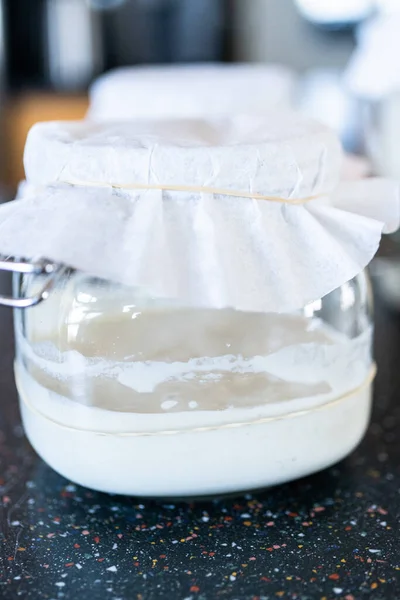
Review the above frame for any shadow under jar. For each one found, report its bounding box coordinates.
[13,268,374,498]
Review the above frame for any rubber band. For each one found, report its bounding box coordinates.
[17,363,376,438]
[59,178,322,205]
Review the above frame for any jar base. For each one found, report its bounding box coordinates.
[16,364,373,497]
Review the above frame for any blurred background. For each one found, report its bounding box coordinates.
[0,0,399,195]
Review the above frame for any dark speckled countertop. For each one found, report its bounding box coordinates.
[0,274,400,600]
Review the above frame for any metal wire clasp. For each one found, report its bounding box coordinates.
[0,257,66,308]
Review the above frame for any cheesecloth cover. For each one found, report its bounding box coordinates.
[88,63,296,121]
[0,114,398,313]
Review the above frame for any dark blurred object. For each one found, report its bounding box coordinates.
[102,0,227,69]
[4,0,46,89]
[0,0,5,86]
[5,0,103,91]
[371,233,400,312]
[4,0,228,91]
[89,0,127,8]
[233,0,356,72]
[0,0,8,201]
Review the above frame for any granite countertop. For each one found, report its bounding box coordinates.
[0,284,399,600]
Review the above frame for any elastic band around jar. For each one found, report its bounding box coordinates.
[58,178,322,205]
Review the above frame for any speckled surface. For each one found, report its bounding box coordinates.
[0,281,400,600]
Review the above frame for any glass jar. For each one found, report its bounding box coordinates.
[12,267,374,498]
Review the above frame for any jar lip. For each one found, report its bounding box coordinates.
[0,256,66,308]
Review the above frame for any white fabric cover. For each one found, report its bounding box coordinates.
[24,116,342,199]
[88,63,296,121]
[0,115,398,314]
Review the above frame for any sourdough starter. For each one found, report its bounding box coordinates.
[15,298,373,496]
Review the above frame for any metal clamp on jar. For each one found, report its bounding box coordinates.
[0,257,66,308]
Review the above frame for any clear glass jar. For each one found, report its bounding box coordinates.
[13,269,374,497]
